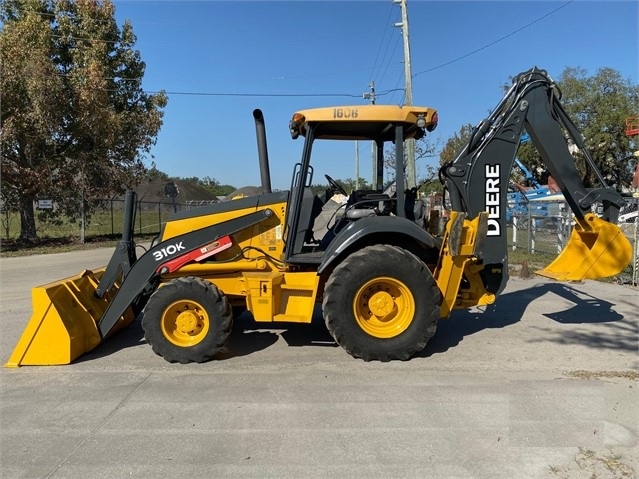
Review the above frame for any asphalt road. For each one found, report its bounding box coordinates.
[0,248,637,478]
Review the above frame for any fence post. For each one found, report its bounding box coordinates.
[633,208,638,286]
[557,209,564,254]
[526,208,532,254]
[530,216,536,254]
[4,208,9,239]
[512,216,518,250]
[110,198,114,236]
[80,195,85,244]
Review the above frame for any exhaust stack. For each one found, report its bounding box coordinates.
[253,109,272,194]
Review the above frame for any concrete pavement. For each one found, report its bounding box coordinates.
[0,249,637,478]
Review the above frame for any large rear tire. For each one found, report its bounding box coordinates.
[142,277,232,364]
[322,244,440,361]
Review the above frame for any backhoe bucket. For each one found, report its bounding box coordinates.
[5,268,135,367]
[536,213,632,281]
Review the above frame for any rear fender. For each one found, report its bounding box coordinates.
[317,215,439,275]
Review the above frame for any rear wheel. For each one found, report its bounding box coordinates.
[322,245,440,361]
[142,277,232,364]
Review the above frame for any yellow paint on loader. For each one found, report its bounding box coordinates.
[536,213,633,281]
[434,211,496,318]
[5,269,135,367]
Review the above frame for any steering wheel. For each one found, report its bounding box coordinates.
[325,174,347,196]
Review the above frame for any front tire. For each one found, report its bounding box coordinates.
[322,245,440,361]
[142,277,232,364]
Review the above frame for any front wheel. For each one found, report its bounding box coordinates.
[142,277,233,364]
[322,245,440,361]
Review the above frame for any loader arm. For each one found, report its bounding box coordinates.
[96,208,275,339]
[441,67,631,296]
[95,190,138,299]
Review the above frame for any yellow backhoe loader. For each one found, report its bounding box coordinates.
[6,67,632,366]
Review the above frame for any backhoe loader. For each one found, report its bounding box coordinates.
[6,67,632,366]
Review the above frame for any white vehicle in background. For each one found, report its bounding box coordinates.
[618,202,638,223]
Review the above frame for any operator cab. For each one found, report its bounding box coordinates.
[283,104,438,265]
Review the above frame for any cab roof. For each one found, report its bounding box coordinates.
[290,104,438,142]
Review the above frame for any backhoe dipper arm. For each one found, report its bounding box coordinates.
[441,67,626,295]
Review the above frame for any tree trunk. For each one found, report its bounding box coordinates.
[19,197,37,240]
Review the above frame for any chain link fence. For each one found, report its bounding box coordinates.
[1,197,220,241]
[509,197,639,285]
[2,196,638,284]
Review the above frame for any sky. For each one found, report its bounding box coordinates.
[112,0,639,191]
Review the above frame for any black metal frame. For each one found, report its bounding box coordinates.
[96,207,274,338]
[441,67,626,295]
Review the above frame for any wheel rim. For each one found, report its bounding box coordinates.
[353,276,415,338]
[160,300,210,347]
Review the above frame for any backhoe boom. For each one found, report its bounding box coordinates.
[441,67,630,295]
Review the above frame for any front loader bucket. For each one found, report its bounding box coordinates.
[5,268,135,367]
[537,213,632,281]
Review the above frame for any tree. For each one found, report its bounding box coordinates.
[191,176,236,197]
[1,0,167,240]
[310,180,343,197]
[516,67,638,189]
[340,177,371,193]
[145,165,169,182]
[383,136,441,189]
[429,123,478,196]
[439,124,474,165]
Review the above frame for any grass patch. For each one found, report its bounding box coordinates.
[549,447,636,478]
[508,248,556,269]
[0,234,157,257]
[566,370,639,381]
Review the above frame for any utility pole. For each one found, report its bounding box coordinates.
[355,141,360,190]
[363,81,377,188]
[394,0,416,189]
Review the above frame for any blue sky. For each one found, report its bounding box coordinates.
[112,0,638,191]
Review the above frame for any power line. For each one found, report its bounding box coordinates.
[26,70,403,99]
[146,91,363,98]
[369,2,400,85]
[22,1,575,103]
[388,67,406,105]
[148,89,404,99]
[413,0,575,78]
[375,33,402,92]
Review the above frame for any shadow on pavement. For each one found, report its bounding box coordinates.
[75,308,335,363]
[421,281,630,357]
[78,281,631,362]
[78,319,147,363]
[220,306,336,360]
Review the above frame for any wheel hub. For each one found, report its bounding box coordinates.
[354,277,415,339]
[368,291,395,317]
[161,300,210,347]
[175,310,200,334]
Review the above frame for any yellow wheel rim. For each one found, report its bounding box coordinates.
[160,300,210,347]
[353,277,415,339]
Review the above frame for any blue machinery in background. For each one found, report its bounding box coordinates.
[506,134,555,224]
